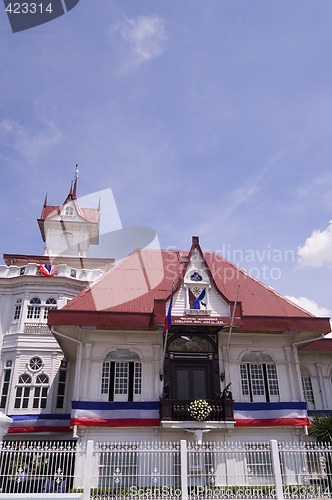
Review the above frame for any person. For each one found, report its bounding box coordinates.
[42,478,54,493]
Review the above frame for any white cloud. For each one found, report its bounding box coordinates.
[0,118,62,164]
[112,15,166,74]
[285,295,331,317]
[298,221,332,267]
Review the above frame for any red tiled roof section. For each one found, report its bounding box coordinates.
[40,205,100,224]
[63,248,312,318]
[64,249,185,313]
[204,252,313,318]
[301,338,332,351]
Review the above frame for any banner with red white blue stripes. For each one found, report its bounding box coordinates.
[71,401,160,428]
[39,264,57,276]
[234,402,309,427]
[8,414,71,433]
[7,402,308,433]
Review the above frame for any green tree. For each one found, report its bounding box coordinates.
[310,414,332,444]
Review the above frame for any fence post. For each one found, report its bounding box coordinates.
[270,439,284,500]
[180,440,188,500]
[83,440,94,500]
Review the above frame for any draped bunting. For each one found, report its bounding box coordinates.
[39,264,57,276]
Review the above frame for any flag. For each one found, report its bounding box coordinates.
[193,288,206,309]
[39,264,57,277]
[164,293,173,334]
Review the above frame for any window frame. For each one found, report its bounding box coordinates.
[26,297,58,322]
[56,359,68,409]
[14,364,50,411]
[240,352,280,403]
[33,374,49,409]
[301,366,315,409]
[14,374,32,409]
[101,351,142,402]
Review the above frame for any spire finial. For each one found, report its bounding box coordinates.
[73,164,79,199]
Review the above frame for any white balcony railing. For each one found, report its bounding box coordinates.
[0,264,103,282]
[23,323,51,334]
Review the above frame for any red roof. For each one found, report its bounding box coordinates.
[49,238,331,333]
[301,338,332,351]
[39,205,100,224]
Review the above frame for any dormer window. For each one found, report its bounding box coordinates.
[64,206,74,216]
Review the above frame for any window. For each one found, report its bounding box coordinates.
[15,374,32,409]
[101,351,141,402]
[56,360,68,409]
[240,352,279,402]
[301,366,315,408]
[27,297,41,319]
[26,297,57,321]
[64,206,74,216]
[33,374,49,408]
[14,369,50,410]
[44,297,57,319]
[13,299,22,320]
[29,356,43,371]
[0,367,12,409]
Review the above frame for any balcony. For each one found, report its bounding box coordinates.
[160,398,234,423]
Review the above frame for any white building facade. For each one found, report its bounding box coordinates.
[48,236,331,446]
[0,175,113,438]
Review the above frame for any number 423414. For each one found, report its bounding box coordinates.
[5,3,54,14]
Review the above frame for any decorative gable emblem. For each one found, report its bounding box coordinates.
[190,272,203,282]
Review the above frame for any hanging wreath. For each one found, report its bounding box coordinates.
[188,399,212,421]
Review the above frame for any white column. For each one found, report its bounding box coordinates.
[180,440,188,500]
[284,347,296,401]
[270,439,284,500]
[82,343,92,399]
[316,363,328,409]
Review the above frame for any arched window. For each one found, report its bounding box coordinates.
[44,297,57,319]
[301,366,315,409]
[27,297,41,320]
[240,352,279,402]
[15,374,32,409]
[33,374,49,409]
[101,350,141,402]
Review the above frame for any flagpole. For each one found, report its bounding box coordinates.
[160,327,169,381]
[223,283,240,385]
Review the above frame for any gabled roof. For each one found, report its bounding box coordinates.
[39,205,100,224]
[49,237,331,333]
[38,175,100,244]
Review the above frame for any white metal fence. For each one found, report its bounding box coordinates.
[0,439,331,499]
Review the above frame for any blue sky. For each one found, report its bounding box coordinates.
[0,0,331,321]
